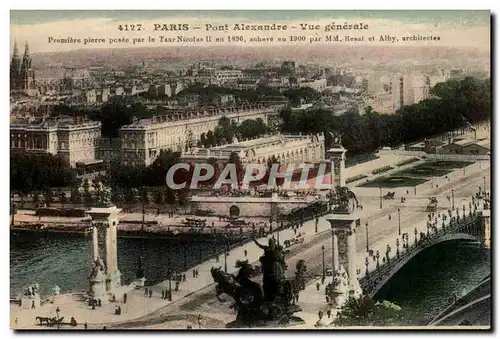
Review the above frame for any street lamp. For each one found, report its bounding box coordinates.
[414,227,418,246]
[398,207,401,236]
[167,256,172,301]
[365,222,369,252]
[379,187,383,209]
[483,176,486,193]
[396,238,400,258]
[451,189,455,210]
[224,236,229,273]
[321,245,325,281]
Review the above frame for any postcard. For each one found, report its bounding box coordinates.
[10,9,491,330]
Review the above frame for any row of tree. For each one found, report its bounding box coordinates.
[10,152,78,195]
[197,117,268,148]
[280,77,491,155]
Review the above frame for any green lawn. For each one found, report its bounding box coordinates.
[396,167,453,178]
[426,160,474,169]
[357,176,429,188]
[393,160,474,178]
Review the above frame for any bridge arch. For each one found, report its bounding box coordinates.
[362,233,478,298]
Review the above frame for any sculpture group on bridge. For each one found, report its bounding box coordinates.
[211,236,301,327]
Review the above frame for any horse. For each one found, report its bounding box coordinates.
[36,316,55,326]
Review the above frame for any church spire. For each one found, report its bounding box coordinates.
[21,41,31,72]
[11,40,20,71]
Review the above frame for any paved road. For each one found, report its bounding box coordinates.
[106,163,490,328]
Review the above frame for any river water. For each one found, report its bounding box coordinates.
[10,234,490,325]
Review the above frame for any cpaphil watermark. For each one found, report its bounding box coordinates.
[165,163,332,190]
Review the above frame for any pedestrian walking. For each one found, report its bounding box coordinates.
[144,287,148,296]
[56,306,60,318]
[327,309,331,318]
[316,282,320,291]
[192,270,196,278]
[123,293,127,304]
[162,290,165,299]
[183,274,186,282]
[84,322,87,329]
[318,310,324,320]
[244,249,248,257]
[149,290,152,298]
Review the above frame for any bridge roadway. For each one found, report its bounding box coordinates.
[92,160,488,328]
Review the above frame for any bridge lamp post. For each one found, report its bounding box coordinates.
[396,238,400,258]
[451,189,455,210]
[398,208,401,236]
[321,245,325,281]
[365,222,370,252]
[483,176,486,193]
[375,250,380,270]
[365,257,369,277]
[414,228,418,246]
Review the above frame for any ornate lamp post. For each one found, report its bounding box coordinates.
[379,186,383,209]
[426,222,430,237]
[414,227,418,246]
[167,256,172,301]
[365,221,369,252]
[451,189,455,210]
[224,235,229,273]
[321,245,326,281]
[376,250,380,269]
[483,176,486,193]
[396,238,400,258]
[398,207,401,236]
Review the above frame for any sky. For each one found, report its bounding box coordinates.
[10,10,491,54]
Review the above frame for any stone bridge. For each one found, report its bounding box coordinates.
[327,200,490,300]
[359,211,486,298]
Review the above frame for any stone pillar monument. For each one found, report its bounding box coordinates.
[86,183,122,300]
[326,132,347,188]
[328,215,362,296]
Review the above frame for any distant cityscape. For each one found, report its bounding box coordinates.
[9,42,489,170]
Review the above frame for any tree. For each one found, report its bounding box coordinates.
[59,192,67,208]
[43,188,54,207]
[111,186,123,205]
[152,187,164,213]
[124,187,137,211]
[334,295,402,326]
[70,187,81,205]
[294,259,307,290]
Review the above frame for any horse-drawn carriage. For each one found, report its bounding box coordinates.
[426,197,438,212]
[383,192,395,200]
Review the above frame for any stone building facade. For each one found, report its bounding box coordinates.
[10,116,101,167]
[182,133,325,169]
[118,104,283,166]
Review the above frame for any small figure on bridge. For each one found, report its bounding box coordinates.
[316,282,320,291]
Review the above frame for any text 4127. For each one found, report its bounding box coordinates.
[118,24,143,31]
